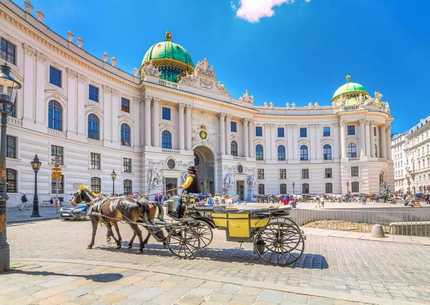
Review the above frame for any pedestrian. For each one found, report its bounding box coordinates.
[18,193,28,211]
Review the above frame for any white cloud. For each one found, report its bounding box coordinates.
[233,0,310,23]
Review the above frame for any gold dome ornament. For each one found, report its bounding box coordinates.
[199,130,208,140]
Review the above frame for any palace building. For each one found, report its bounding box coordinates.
[1,0,393,206]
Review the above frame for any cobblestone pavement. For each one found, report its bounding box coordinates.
[6,219,430,305]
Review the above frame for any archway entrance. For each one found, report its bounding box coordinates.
[193,146,215,194]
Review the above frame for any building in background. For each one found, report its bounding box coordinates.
[0,0,393,206]
[392,116,430,194]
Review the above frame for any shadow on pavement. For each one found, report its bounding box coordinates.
[97,242,329,269]
[10,269,123,282]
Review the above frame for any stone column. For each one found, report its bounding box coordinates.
[66,68,78,136]
[381,125,387,159]
[102,85,112,142]
[219,113,225,155]
[185,105,192,150]
[225,115,231,155]
[77,73,87,137]
[340,121,346,159]
[365,122,371,157]
[35,51,48,126]
[242,118,249,157]
[360,120,366,159]
[369,123,375,158]
[152,98,160,147]
[22,44,36,124]
[386,123,392,160]
[249,120,255,158]
[111,90,120,144]
[178,103,185,150]
[144,97,152,147]
[287,125,294,160]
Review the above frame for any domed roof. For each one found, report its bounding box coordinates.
[332,74,368,100]
[142,32,193,72]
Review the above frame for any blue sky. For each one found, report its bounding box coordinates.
[24,0,430,134]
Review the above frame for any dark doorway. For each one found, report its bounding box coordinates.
[236,180,245,201]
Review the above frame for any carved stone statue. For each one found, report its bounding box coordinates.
[141,62,160,78]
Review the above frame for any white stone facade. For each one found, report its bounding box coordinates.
[1,1,393,206]
[392,117,430,194]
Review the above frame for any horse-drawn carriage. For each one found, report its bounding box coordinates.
[74,188,305,266]
[159,194,305,265]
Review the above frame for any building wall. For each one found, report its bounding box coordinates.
[1,1,394,207]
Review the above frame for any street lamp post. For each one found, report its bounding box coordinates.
[31,155,42,218]
[111,170,117,195]
[0,64,21,272]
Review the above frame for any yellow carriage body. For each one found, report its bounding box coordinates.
[212,210,270,242]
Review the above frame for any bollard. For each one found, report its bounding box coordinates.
[371,224,385,238]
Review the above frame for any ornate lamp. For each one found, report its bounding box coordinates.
[31,155,42,218]
[0,64,21,272]
[111,170,117,195]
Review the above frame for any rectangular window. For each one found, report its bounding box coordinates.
[121,97,130,113]
[347,125,356,136]
[280,183,287,194]
[277,127,285,137]
[325,183,333,193]
[374,127,377,136]
[323,127,331,137]
[258,184,265,195]
[89,85,99,102]
[351,166,359,177]
[6,135,17,159]
[257,168,265,180]
[324,168,332,178]
[0,38,16,65]
[51,145,64,165]
[256,126,263,137]
[51,175,64,194]
[49,66,62,87]
[280,169,287,180]
[90,152,101,170]
[300,127,307,138]
[6,168,17,193]
[123,157,132,173]
[302,168,309,179]
[124,179,132,194]
[351,181,360,193]
[162,107,171,120]
[231,121,237,132]
[91,177,101,193]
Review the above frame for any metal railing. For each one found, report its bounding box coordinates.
[290,208,430,236]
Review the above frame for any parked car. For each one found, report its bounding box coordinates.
[59,203,88,220]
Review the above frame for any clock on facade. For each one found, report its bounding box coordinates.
[199,130,208,140]
[167,159,176,169]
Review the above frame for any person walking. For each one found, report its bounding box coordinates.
[18,193,28,211]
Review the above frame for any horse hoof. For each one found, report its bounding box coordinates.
[139,248,144,253]
[116,245,122,249]
[87,245,93,249]
[128,244,132,249]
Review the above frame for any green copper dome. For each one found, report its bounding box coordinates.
[142,32,193,82]
[332,74,367,100]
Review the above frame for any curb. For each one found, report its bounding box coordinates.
[7,216,59,225]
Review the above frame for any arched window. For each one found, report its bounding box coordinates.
[6,168,17,193]
[277,145,286,161]
[300,145,309,161]
[231,141,238,156]
[88,114,100,140]
[347,143,357,159]
[323,144,332,160]
[121,123,131,146]
[255,144,264,161]
[48,100,63,131]
[162,130,172,149]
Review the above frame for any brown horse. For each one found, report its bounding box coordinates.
[72,188,156,252]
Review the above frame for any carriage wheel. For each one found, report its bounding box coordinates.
[189,220,213,249]
[254,217,304,266]
[166,225,200,258]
